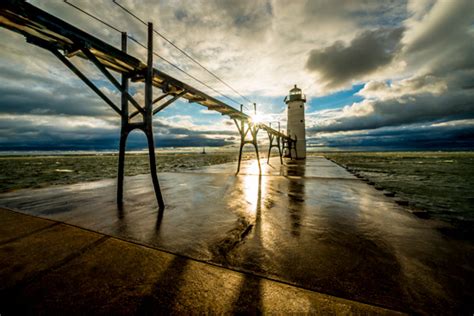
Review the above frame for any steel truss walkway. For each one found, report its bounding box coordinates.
[0,0,297,208]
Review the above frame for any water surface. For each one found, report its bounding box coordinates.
[323,152,474,239]
[0,152,253,193]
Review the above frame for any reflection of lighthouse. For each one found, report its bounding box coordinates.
[285,85,306,159]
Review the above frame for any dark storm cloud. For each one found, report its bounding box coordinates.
[1,0,472,152]
[0,134,231,151]
[0,85,113,117]
[404,0,474,56]
[0,114,236,151]
[0,66,59,87]
[310,121,474,150]
[401,1,474,80]
[167,127,235,136]
[306,0,474,142]
[153,136,231,148]
[306,27,404,89]
[309,68,474,134]
[309,91,474,133]
[116,132,233,150]
[0,59,116,117]
[151,119,236,137]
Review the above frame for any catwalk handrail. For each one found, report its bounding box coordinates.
[0,0,292,141]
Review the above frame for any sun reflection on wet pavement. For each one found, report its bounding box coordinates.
[242,161,266,216]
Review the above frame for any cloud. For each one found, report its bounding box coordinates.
[403,0,473,57]
[0,114,236,150]
[305,27,404,90]
[0,83,115,117]
[309,119,474,150]
[3,0,412,99]
[305,0,474,143]
[309,82,474,133]
[1,0,473,151]
[399,0,474,80]
[358,74,447,100]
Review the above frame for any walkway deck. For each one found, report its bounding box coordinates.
[0,207,399,315]
[1,157,473,314]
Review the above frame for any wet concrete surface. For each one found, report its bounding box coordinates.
[0,208,399,315]
[1,156,473,314]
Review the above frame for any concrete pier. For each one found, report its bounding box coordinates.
[1,157,473,314]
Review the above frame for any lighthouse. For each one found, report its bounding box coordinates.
[285,85,306,159]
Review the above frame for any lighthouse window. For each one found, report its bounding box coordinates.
[300,105,303,108]
[300,120,303,122]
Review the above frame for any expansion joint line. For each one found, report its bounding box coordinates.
[0,222,61,247]
[3,235,110,294]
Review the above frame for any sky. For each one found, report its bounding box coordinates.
[0,0,473,151]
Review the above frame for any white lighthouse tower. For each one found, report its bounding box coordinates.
[285,85,306,159]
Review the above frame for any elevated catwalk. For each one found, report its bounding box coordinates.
[1,157,473,314]
[0,0,297,208]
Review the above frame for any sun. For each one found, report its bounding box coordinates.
[250,113,265,124]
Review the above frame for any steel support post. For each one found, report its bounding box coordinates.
[42,20,190,209]
[115,25,164,209]
[144,22,165,210]
[234,119,261,174]
[266,132,283,164]
[117,31,128,206]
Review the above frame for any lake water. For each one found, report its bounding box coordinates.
[323,152,474,239]
[0,152,252,192]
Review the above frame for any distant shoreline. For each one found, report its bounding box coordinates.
[1,148,472,157]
